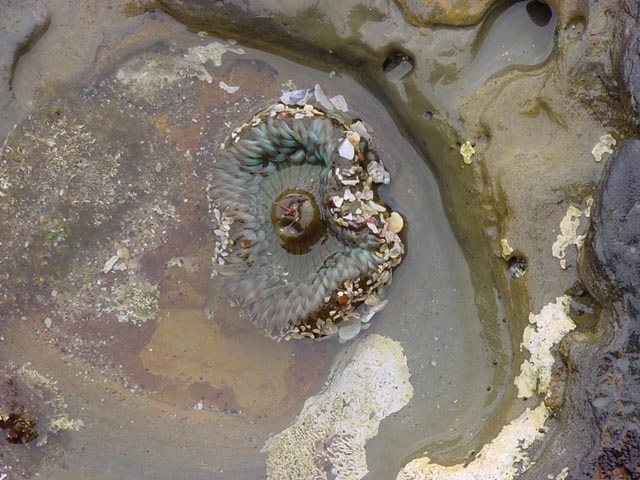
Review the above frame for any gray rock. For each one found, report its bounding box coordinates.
[523,140,640,479]
[614,1,640,117]
[0,0,49,138]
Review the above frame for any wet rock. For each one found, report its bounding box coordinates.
[521,140,640,478]
[613,1,640,117]
[583,140,640,295]
[1,0,639,478]
[0,0,49,138]
[395,0,496,27]
[580,140,640,478]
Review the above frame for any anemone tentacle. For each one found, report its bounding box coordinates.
[210,101,405,340]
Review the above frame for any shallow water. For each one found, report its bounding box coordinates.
[0,2,560,479]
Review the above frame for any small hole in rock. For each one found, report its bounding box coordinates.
[507,256,527,278]
[566,282,599,331]
[526,0,553,27]
[382,51,414,81]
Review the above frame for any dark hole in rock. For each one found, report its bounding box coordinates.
[382,51,414,81]
[566,282,600,331]
[526,0,553,27]
[507,255,527,279]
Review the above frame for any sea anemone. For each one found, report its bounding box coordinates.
[209,100,404,340]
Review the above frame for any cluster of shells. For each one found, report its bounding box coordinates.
[209,95,405,341]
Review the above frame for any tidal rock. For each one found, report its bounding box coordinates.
[614,1,640,117]
[394,0,496,27]
[0,0,49,138]
[521,139,640,479]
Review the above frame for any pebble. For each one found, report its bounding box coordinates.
[103,255,119,273]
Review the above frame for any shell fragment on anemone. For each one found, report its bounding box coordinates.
[208,98,405,340]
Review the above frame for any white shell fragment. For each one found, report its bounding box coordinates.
[330,94,349,112]
[367,161,390,184]
[280,88,313,105]
[338,138,355,159]
[219,80,240,93]
[350,120,372,141]
[102,255,119,273]
[338,322,362,342]
[313,83,334,111]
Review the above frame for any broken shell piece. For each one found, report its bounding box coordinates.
[280,88,313,105]
[103,255,119,273]
[338,322,361,342]
[367,200,387,213]
[313,83,334,111]
[367,161,390,184]
[346,131,361,148]
[360,299,388,323]
[330,95,349,112]
[343,189,356,202]
[460,141,475,164]
[339,138,355,159]
[388,212,404,233]
[388,243,403,259]
[350,120,372,141]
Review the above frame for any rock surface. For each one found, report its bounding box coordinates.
[0,0,49,138]
[2,0,640,478]
[519,140,640,479]
[614,1,640,118]
[394,0,495,26]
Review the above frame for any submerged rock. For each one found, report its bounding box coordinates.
[0,0,49,138]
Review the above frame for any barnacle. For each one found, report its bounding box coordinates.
[209,101,404,340]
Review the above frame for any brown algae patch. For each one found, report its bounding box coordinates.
[264,334,413,480]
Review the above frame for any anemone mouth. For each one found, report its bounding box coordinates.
[271,188,325,255]
[209,101,405,340]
